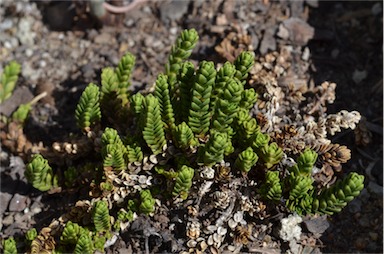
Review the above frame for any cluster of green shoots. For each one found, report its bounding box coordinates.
[1,29,364,254]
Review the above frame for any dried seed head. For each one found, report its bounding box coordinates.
[354,117,372,146]
[326,110,361,135]
[234,225,252,245]
[187,205,199,217]
[239,195,257,216]
[213,190,231,209]
[314,143,351,174]
[215,163,231,181]
[186,221,201,239]
[200,166,215,179]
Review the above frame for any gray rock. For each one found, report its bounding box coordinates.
[8,193,30,212]
[277,23,290,40]
[2,214,14,226]
[367,181,383,197]
[0,192,12,214]
[259,28,276,55]
[94,31,117,45]
[160,0,190,22]
[9,155,26,181]
[81,63,95,79]
[0,87,34,116]
[303,215,330,235]
[281,17,314,46]
[29,196,43,214]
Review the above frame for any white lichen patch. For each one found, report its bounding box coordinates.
[279,214,303,242]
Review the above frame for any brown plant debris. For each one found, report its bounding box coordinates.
[354,116,373,146]
[215,31,253,62]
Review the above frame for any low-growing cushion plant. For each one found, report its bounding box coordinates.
[1,29,364,254]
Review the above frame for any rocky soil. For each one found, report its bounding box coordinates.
[0,0,382,253]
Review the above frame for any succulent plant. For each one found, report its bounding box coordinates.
[74,233,93,254]
[25,228,37,243]
[15,28,365,253]
[92,200,111,232]
[172,165,195,199]
[234,147,258,173]
[312,172,365,215]
[115,52,135,95]
[75,83,101,131]
[198,131,228,166]
[259,171,282,202]
[188,61,216,138]
[25,154,56,192]
[61,221,84,245]
[141,94,167,155]
[174,122,198,150]
[154,73,175,131]
[166,28,199,87]
[233,51,254,83]
[258,142,284,169]
[0,61,21,103]
[289,148,318,176]
[2,237,17,254]
[139,189,156,214]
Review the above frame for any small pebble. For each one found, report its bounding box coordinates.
[277,23,290,40]
[352,69,367,84]
[25,48,33,57]
[32,206,42,214]
[8,193,29,212]
[170,27,178,35]
[142,6,152,14]
[0,192,12,214]
[301,47,310,61]
[4,41,12,49]
[124,19,135,27]
[94,32,116,45]
[0,151,9,163]
[331,48,339,59]
[303,215,330,234]
[2,214,14,226]
[39,60,47,68]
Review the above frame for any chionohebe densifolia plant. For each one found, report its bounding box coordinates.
[2,29,364,253]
